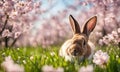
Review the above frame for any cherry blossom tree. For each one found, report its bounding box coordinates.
[0,0,41,47]
[1,0,119,47]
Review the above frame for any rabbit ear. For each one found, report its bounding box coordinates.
[69,15,81,34]
[82,16,97,36]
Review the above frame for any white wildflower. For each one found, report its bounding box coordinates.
[98,39,103,46]
[30,56,34,60]
[116,55,119,58]
[93,50,109,65]
[50,52,55,56]
[23,60,26,64]
[18,56,21,59]
[17,48,20,50]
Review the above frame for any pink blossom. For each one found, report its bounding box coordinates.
[1,56,24,72]
[98,39,104,46]
[117,28,120,33]
[9,10,18,18]
[93,50,109,65]
[78,65,93,72]
[99,28,120,46]
[14,32,21,38]
[95,32,102,37]
[112,31,118,38]
[0,0,41,47]
[2,29,11,37]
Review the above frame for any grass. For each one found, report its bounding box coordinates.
[0,45,120,72]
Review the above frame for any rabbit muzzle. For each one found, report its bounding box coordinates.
[67,44,84,57]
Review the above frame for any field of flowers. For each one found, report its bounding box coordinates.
[0,45,120,72]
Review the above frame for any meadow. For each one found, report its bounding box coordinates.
[0,45,120,72]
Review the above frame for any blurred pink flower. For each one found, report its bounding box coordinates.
[78,65,93,72]
[9,10,18,18]
[99,39,104,46]
[1,56,24,72]
[42,65,64,72]
[2,29,11,37]
[118,28,120,33]
[14,32,21,38]
[95,32,102,37]
[93,50,109,65]
[112,31,118,38]
[99,28,120,46]
[81,2,88,6]
[0,0,41,47]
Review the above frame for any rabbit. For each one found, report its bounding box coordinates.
[59,15,97,61]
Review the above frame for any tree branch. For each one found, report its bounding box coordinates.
[0,15,9,35]
[10,34,21,47]
[4,37,9,48]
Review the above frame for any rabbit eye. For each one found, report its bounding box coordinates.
[83,40,86,46]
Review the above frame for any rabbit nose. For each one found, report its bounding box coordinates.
[72,49,77,56]
[74,49,77,53]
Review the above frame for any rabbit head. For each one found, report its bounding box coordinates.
[64,15,97,58]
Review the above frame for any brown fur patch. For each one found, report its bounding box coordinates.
[65,34,90,57]
[64,33,92,58]
[84,45,91,58]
